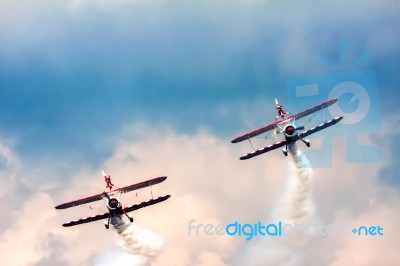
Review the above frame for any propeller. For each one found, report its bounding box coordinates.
[291,119,306,131]
[274,121,306,134]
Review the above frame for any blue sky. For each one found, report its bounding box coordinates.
[1,1,398,165]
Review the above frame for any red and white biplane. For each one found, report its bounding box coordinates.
[231,98,343,160]
[55,170,170,229]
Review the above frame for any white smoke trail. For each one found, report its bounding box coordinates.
[237,149,315,266]
[96,221,164,266]
[115,221,164,259]
[276,149,314,223]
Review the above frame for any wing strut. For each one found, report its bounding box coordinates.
[248,137,256,151]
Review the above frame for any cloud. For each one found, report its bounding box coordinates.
[98,124,286,265]
[377,116,400,188]
[329,203,400,266]
[0,119,400,265]
[0,123,283,265]
[61,123,400,265]
[0,137,19,195]
[0,192,60,265]
[34,233,69,266]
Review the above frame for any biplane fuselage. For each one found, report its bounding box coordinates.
[105,199,125,228]
[107,208,125,228]
[102,191,133,229]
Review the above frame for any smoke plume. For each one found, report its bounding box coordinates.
[237,149,315,266]
[276,149,314,223]
[97,221,164,266]
[115,221,163,258]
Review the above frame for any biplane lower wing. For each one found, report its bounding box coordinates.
[239,116,343,160]
[62,195,171,227]
[123,194,171,213]
[295,116,343,140]
[62,212,109,227]
[240,140,287,160]
[55,176,168,210]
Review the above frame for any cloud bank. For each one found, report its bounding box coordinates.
[0,121,398,265]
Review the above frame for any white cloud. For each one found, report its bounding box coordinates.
[1,120,399,265]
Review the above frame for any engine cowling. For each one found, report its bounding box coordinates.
[283,124,297,138]
[107,198,120,210]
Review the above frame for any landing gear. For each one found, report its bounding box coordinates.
[122,209,134,223]
[282,142,288,156]
[104,215,111,229]
[300,138,310,147]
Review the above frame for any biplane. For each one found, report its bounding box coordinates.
[231,98,343,160]
[55,170,170,229]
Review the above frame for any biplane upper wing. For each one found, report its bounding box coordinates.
[240,140,287,160]
[231,120,284,144]
[231,98,338,144]
[55,193,104,210]
[291,98,338,121]
[55,176,168,210]
[295,116,343,140]
[116,176,167,194]
[62,195,171,227]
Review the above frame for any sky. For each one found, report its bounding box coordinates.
[0,0,399,265]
